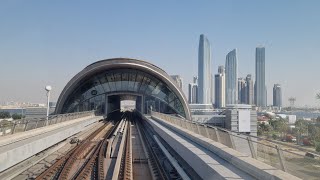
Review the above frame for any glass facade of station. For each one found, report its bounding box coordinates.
[61,68,186,117]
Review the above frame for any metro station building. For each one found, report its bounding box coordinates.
[55,58,191,120]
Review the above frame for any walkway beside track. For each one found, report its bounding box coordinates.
[147,115,300,180]
[0,115,103,172]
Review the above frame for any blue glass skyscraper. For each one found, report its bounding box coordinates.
[198,34,212,104]
[225,49,238,105]
[273,84,282,108]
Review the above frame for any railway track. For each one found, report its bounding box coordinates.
[35,122,112,180]
[118,120,132,180]
[116,113,178,180]
[35,111,192,180]
[123,121,132,180]
[136,117,170,180]
[74,121,120,180]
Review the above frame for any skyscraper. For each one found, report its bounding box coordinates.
[245,74,254,105]
[273,84,282,108]
[170,75,183,89]
[188,83,198,104]
[215,66,225,108]
[255,47,267,107]
[225,49,238,105]
[238,78,246,104]
[198,34,212,104]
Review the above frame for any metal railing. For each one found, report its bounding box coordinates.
[151,111,320,180]
[0,111,95,136]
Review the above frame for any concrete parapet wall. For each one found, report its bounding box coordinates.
[147,118,247,179]
[151,116,300,180]
[0,116,102,172]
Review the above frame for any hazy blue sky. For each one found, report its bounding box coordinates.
[0,0,320,107]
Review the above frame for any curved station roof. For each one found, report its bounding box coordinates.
[55,58,191,119]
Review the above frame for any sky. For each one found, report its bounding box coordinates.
[0,0,320,107]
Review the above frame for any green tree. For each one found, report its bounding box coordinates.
[295,119,309,144]
[269,118,288,138]
[11,113,23,120]
[0,111,11,119]
[315,141,320,152]
[258,126,263,136]
[308,125,320,143]
[272,133,278,140]
[258,123,272,135]
[268,119,277,130]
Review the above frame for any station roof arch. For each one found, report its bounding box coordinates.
[55,58,191,119]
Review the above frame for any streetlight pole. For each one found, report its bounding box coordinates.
[45,85,52,126]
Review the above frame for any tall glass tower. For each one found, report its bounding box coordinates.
[215,66,225,108]
[225,49,238,105]
[255,47,267,107]
[245,74,254,105]
[198,34,212,104]
[273,84,282,108]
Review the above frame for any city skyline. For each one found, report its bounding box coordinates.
[0,1,320,107]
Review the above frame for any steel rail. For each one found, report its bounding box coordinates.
[123,120,133,180]
[118,120,133,180]
[74,121,121,180]
[137,119,168,180]
[35,123,107,180]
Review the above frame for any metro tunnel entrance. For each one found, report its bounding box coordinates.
[106,93,178,121]
[106,94,141,120]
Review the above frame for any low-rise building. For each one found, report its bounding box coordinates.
[225,104,257,136]
[25,107,55,119]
